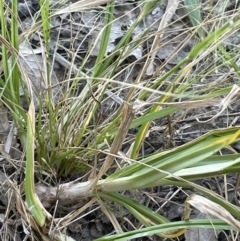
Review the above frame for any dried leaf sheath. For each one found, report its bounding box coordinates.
[96,102,134,180]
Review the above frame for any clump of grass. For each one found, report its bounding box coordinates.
[1,0,240,240]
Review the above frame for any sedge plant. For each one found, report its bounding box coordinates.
[1,0,240,240]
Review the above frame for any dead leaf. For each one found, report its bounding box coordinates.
[133,98,220,112]
[185,194,240,230]
[197,84,240,123]
[18,42,61,106]
[146,0,180,75]
[53,0,114,15]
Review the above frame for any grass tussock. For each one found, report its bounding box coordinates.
[0,0,240,240]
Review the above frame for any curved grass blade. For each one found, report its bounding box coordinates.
[25,101,50,227]
[100,127,240,191]
[94,219,235,241]
[98,192,186,238]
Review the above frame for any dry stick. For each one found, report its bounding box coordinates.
[56,197,97,228]
[166,85,175,148]
[145,0,180,76]
[234,173,240,201]
[95,102,134,183]
[197,84,240,123]
[135,98,220,109]
[53,0,114,15]
[126,0,180,102]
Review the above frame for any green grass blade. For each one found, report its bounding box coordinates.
[94,219,235,241]
[100,128,240,191]
[184,0,204,38]
[93,2,115,77]
[11,0,20,104]
[107,106,179,138]
[25,102,48,227]
[98,0,164,75]
[98,192,186,238]
[0,0,9,79]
